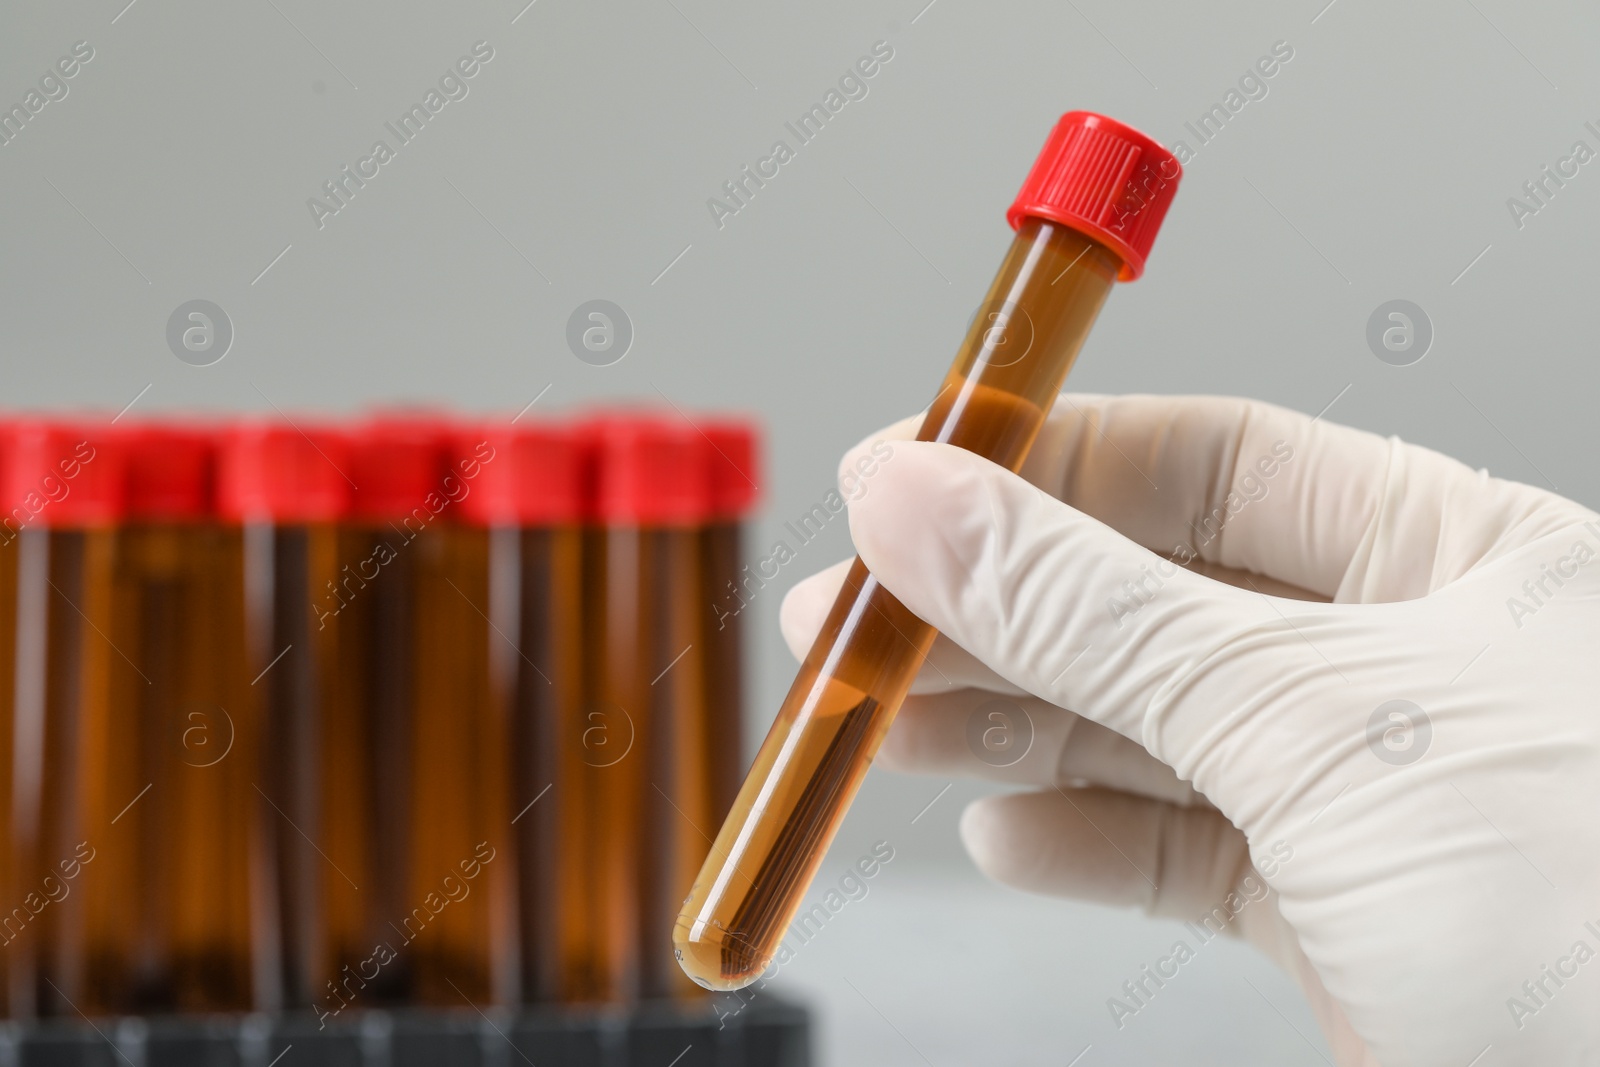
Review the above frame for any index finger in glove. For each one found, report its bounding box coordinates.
[781,564,1205,806]
[836,394,1586,602]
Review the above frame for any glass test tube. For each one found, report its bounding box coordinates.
[586,416,714,1002]
[568,419,637,1003]
[392,420,517,1007]
[2,421,127,1018]
[675,113,1183,989]
[218,422,351,1011]
[109,425,255,1012]
[700,422,761,828]
[454,424,585,1006]
[0,428,14,1018]
[318,415,455,1006]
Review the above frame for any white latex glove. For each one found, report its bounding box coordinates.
[780,395,1600,1066]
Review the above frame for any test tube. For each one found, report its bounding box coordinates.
[217,421,351,1011]
[700,421,761,824]
[2,420,127,1017]
[584,416,714,1001]
[452,422,584,1005]
[675,112,1183,989]
[109,424,256,1011]
[0,427,11,1017]
[315,414,456,1005]
[399,420,519,1007]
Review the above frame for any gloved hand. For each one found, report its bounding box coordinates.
[780,394,1600,1067]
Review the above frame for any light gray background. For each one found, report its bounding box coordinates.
[5,0,1598,1062]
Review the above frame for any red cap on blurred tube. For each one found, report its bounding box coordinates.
[126,423,214,521]
[583,413,712,527]
[456,422,585,527]
[216,420,350,523]
[348,414,449,522]
[702,419,761,522]
[1,418,127,529]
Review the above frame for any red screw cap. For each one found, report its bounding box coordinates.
[126,423,216,521]
[1007,111,1182,281]
[349,414,450,522]
[216,420,350,523]
[702,418,761,522]
[582,413,712,527]
[455,422,584,528]
[1,419,127,530]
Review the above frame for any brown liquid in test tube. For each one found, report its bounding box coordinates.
[452,423,585,1005]
[109,426,255,1012]
[317,415,457,1005]
[400,421,517,1007]
[0,435,15,1017]
[580,416,713,1002]
[218,423,352,1011]
[1,422,127,1017]
[675,112,1184,990]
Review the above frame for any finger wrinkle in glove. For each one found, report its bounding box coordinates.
[1338,432,1591,602]
[1126,603,1352,822]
